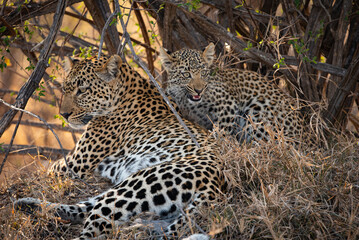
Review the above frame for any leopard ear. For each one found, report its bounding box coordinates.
[95,55,122,82]
[159,47,175,72]
[63,57,74,75]
[203,42,215,65]
[64,57,80,75]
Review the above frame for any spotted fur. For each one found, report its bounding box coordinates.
[160,43,307,144]
[15,55,225,239]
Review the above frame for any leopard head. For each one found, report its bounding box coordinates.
[160,43,215,103]
[60,55,123,128]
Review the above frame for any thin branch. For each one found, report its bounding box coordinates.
[10,120,83,133]
[318,0,332,22]
[125,51,162,79]
[97,11,119,58]
[0,112,23,175]
[10,41,74,55]
[60,8,88,54]
[200,0,287,27]
[242,1,277,59]
[58,31,99,49]
[65,10,95,26]
[1,144,70,157]
[0,0,8,16]
[117,1,135,56]
[225,0,235,34]
[0,89,57,106]
[118,31,158,54]
[0,15,61,107]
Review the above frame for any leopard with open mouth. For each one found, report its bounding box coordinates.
[160,43,308,144]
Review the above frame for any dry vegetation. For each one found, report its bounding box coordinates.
[213,134,359,239]
[1,0,359,239]
[1,130,359,239]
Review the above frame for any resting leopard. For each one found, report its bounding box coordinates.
[15,55,226,239]
[160,43,308,145]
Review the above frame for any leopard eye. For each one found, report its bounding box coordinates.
[76,86,89,96]
[181,72,191,78]
[200,70,208,77]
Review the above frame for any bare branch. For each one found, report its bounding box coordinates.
[65,10,95,26]
[0,0,8,16]
[1,144,70,157]
[0,89,57,106]
[200,0,287,27]
[0,112,23,175]
[118,31,158,54]
[10,119,83,134]
[10,40,74,56]
[58,31,99,49]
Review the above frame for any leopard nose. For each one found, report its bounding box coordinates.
[60,112,72,119]
[194,88,203,94]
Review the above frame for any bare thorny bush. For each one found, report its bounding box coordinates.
[0,0,359,239]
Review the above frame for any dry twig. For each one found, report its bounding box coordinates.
[0,112,23,175]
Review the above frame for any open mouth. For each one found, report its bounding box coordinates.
[188,94,202,102]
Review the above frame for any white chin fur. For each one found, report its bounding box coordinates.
[68,122,86,129]
[188,97,202,104]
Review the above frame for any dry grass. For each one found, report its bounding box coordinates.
[196,130,359,240]
[0,170,111,239]
[1,131,359,239]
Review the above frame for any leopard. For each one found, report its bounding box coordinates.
[15,54,226,239]
[159,43,308,145]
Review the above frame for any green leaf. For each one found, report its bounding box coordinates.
[109,17,117,26]
[294,0,301,8]
[54,114,67,127]
[0,26,6,33]
[243,41,253,51]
